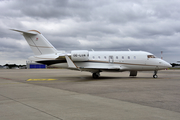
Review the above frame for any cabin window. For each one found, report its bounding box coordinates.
[134,56,136,59]
[104,56,106,59]
[122,56,124,59]
[116,56,118,59]
[128,56,130,59]
[98,56,100,59]
[93,56,95,59]
[147,55,156,58]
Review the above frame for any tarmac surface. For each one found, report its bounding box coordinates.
[0,69,180,120]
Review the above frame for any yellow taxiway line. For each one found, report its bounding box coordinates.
[27,79,57,81]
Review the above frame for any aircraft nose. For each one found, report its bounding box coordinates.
[163,61,172,68]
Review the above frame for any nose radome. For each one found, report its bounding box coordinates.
[163,61,172,68]
[159,59,172,68]
[167,63,172,68]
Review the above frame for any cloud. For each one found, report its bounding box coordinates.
[0,0,180,64]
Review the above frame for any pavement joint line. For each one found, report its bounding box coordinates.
[0,82,25,85]
[0,93,64,120]
[0,77,13,80]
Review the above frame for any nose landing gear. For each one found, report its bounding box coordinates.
[153,71,158,78]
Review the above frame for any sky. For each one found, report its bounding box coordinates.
[0,0,180,65]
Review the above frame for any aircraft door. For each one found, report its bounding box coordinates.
[109,56,114,63]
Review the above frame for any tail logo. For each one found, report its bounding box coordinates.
[36,38,38,41]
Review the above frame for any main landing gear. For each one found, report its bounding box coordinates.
[153,70,158,78]
[92,72,100,79]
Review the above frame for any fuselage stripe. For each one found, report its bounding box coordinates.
[88,60,160,67]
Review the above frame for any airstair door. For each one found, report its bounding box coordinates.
[109,56,114,63]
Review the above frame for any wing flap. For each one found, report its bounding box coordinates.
[78,64,128,72]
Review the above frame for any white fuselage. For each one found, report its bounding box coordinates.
[48,51,171,72]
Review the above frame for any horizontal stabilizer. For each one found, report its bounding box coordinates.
[10,29,38,35]
[11,29,57,55]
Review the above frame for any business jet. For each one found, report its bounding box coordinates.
[11,29,171,78]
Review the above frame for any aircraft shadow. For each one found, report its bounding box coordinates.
[69,76,154,82]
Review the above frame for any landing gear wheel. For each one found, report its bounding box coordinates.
[92,73,100,79]
[153,71,158,78]
[153,74,158,78]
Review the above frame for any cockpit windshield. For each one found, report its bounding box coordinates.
[147,55,156,58]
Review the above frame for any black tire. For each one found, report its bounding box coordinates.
[153,75,158,78]
[92,73,99,79]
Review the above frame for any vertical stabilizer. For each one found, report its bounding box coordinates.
[11,29,57,55]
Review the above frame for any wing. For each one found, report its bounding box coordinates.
[65,56,128,72]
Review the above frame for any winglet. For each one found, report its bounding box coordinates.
[65,55,80,70]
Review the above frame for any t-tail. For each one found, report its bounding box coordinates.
[10,29,57,55]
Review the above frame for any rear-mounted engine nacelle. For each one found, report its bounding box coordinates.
[71,50,89,61]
